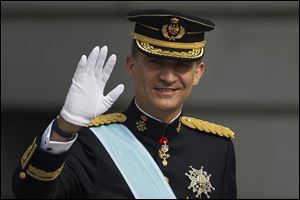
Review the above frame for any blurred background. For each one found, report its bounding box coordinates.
[1,1,299,198]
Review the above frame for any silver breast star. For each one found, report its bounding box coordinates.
[185,166,215,198]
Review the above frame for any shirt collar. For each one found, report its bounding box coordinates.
[134,99,182,124]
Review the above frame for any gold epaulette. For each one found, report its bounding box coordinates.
[88,113,127,127]
[180,116,235,139]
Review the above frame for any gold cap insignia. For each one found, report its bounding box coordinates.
[162,17,186,41]
[185,166,215,198]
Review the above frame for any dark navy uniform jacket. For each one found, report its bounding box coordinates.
[12,100,237,199]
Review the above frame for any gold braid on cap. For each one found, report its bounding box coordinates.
[88,113,127,127]
[136,41,204,59]
[132,33,206,59]
[132,33,206,49]
[180,116,235,139]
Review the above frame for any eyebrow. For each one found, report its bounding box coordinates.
[146,56,170,62]
[147,56,195,66]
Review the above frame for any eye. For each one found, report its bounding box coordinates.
[175,61,193,68]
[148,58,164,65]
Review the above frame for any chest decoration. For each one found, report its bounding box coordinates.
[158,136,170,167]
[185,166,215,198]
[136,115,148,132]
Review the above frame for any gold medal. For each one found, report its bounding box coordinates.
[158,137,170,167]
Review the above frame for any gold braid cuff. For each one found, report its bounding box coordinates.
[20,137,65,181]
[21,137,37,169]
[26,163,65,181]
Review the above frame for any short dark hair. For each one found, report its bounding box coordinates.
[131,40,139,58]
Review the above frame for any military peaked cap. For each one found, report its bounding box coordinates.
[127,9,215,60]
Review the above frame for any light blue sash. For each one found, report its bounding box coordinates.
[90,124,176,199]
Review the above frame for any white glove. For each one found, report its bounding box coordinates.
[60,46,124,126]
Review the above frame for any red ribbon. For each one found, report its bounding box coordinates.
[159,136,168,144]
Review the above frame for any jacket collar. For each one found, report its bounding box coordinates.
[123,99,182,142]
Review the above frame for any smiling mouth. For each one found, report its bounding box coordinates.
[153,88,181,97]
[154,88,179,92]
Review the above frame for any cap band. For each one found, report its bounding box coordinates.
[132,33,206,49]
[135,40,204,59]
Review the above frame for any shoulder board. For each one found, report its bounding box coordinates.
[180,116,235,139]
[88,113,127,127]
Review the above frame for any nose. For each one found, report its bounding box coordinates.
[159,65,178,84]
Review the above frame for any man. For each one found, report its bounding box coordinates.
[12,9,237,199]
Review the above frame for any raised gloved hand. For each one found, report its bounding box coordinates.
[60,46,124,126]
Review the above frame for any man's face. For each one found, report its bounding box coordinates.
[127,52,205,117]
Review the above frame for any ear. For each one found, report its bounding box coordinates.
[192,62,205,86]
[126,55,136,78]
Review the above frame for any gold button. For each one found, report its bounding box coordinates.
[19,172,26,179]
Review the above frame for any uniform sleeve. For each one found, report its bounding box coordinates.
[12,125,100,199]
[11,134,72,198]
[221,139,237,198]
